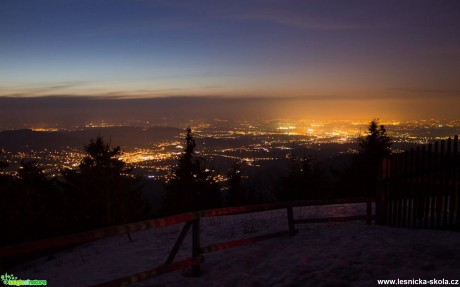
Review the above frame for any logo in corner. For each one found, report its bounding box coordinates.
[1,273,47,286]
[1,273,17,285]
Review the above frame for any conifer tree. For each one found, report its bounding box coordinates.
[0,148,8,171]
[358,120,392,163]
[278,152,327,201]
[61,136,145,229]
[1,160,59,246]
[226,162,247,206]
[17,160,47,184]
[165,128,219,213]
[351,119,392,197]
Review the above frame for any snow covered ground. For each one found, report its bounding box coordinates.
[7,203,460,286]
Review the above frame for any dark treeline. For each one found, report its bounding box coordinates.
[0,137,148,248]
[0,119,391,248]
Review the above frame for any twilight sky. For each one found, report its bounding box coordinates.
[1,0,460,121]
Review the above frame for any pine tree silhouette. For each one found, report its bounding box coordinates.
[278,152,326,200]
[358,120,392,162]
[61,136,145,229]
[164,128,219,213]
[0,147,8,171]
[226,162,247,206]
[350,119,392,197]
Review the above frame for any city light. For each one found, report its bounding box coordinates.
[1,119,459,180]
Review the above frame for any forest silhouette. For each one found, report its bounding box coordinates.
[0,120,391,252]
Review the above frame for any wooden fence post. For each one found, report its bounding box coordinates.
[287,207,296,234]
[192,218,201,277]
[375,157,389,225]
[165,221,192,265]
[367,198,372,225]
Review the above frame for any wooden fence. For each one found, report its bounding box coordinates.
[379,135,460,229]
[0,198,373,287]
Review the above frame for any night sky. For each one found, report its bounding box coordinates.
[1,0,460,121]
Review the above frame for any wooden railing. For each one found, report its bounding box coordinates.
[0,197,374,287]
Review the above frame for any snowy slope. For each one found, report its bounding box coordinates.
[8,203,460,286]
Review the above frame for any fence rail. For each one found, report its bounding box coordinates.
[1,197,373,286]
[0,212,200,258]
